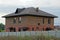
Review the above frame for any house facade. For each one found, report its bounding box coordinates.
[3,7,57,32]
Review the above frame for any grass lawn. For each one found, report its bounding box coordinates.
[0,35,60,40]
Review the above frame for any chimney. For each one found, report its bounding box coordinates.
[36,7,39,12]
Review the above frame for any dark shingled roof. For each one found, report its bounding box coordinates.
[3,7,58,18]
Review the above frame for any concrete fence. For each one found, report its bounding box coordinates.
[0,31,60,40]
[0,31,60,38]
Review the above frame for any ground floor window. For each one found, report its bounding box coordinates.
[32,28,34,31]
[18,27,29,31]
[18,28,21,31]
[22,27,29,31]
[9,27,16,32]
[46,27,52,31]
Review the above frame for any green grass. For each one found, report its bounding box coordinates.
[0,35,60,40]
[0,30,5,32]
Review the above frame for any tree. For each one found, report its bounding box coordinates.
[0,23,5,30]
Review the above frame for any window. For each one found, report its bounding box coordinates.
[22,27,28,31]
[38,23,40,25]
[18,28,21,31]
[18,17,21,23]
[48,18,51,24]
[42,18,44,24]
[13,18,16,23]
[46,27,52,31]
[32,28,34,31]
[9,27,16,32]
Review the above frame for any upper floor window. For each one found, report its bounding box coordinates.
[42,18,44,24]
[13,18,16,24]
[48,18,51,24]
[18,17,21,23]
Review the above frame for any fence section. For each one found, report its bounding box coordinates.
[0,31,60,40]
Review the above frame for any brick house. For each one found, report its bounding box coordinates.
[3,7,57,32]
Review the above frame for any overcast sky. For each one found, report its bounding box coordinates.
[0,0,60,25]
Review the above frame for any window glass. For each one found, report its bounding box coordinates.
[18,17,21,23]
[13,18,16,23]
[48,18,51,24]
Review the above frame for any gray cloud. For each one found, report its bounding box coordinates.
[0,0,60,7]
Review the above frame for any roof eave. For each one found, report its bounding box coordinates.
[2,14,58,18]
[54,16,58,18]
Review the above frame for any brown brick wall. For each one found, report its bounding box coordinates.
[5,16,54,32]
